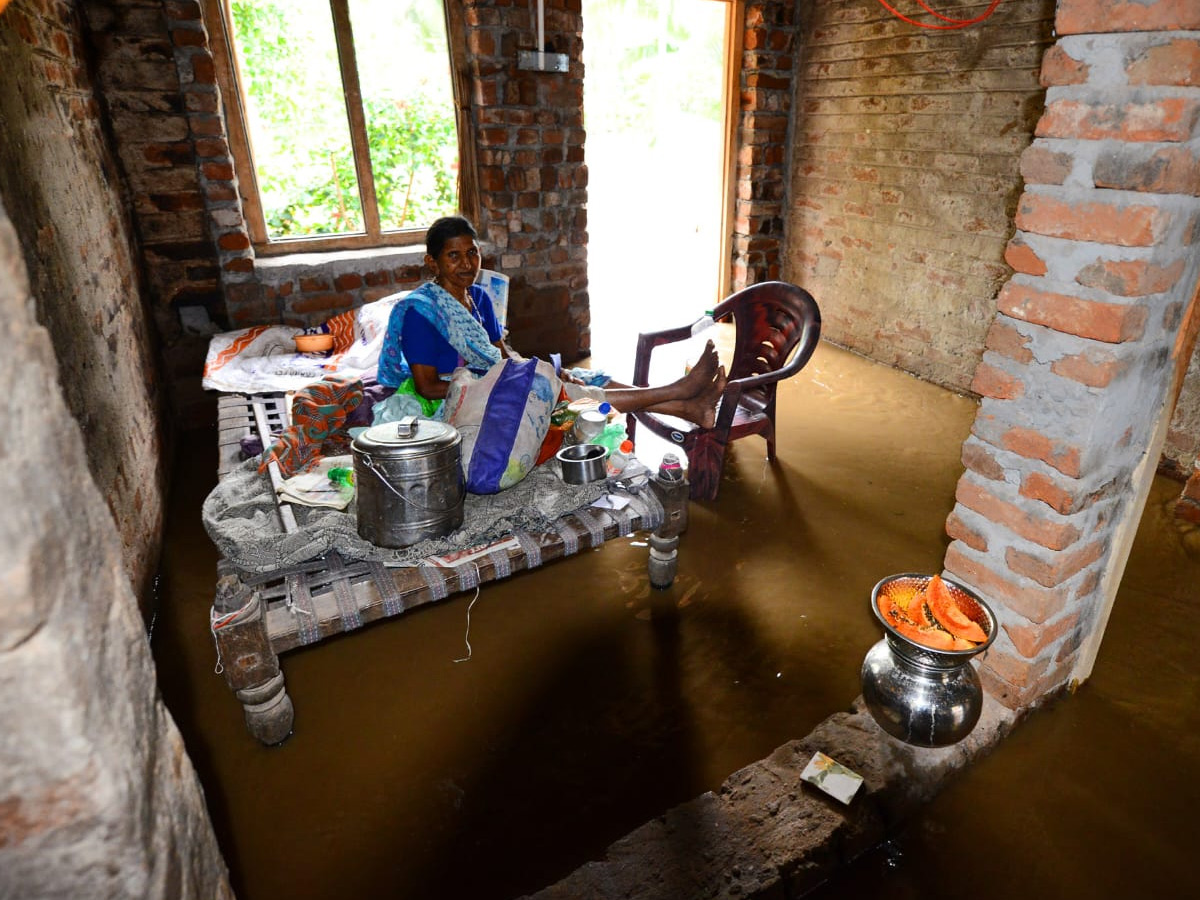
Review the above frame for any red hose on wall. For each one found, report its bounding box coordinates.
[875,0,1004,30]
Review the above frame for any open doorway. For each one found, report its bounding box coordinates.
[582,0,738,373]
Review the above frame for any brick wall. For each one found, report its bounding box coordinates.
[786,0,1057,392]
[82,0,221,342]
[466,0,588,360]
[732,0,798,289]
[0,0,166,604]
[945,0,1200,707]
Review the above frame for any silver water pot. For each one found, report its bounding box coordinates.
[352,417,464,548]
[861,573,997,748]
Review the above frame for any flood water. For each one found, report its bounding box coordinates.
[151,337,1200,900]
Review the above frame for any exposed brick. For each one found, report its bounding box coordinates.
[962,439,1006,482]
[1076,256,1185,296]
[1020,470,1079,515]
[979,654,1074,709]
[222,257,253,274]
[1005,539,1105,587]
[971,361,1025,400]
[1004,235,1047,276]
[298,276,331,293]
[1015,193,1169,246]
[984,318,1034,364]
[291,292,354,315]
[1038,96,1200,142]
[956,479,1082,551]
[1000,425,1082,478]
[200,161,234,181]
[1093,144,1200,195]
[167,1,204,23]
[997,282,1148,343]
[1050,349,1128,387]
[945,510,988,553]
[945,543,1073,625]
[148,191,203,212]
[216,232,249,252]
[1003,610,1080,658]
[1039,44,1089,86]
[1017,145,1075,186]
[1127,38,1200,86]
[333,273,363,291]
[193,138,229,158]
[1057,0,1200,35]
[170,27,207,48]
[1176,496,1200,524]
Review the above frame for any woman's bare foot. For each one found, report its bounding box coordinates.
[679,340,719,392]
[676,365,727,429]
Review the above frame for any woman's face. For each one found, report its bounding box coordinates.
[428,235,481,297]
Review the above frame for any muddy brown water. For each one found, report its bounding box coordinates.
[152,339,1200,900]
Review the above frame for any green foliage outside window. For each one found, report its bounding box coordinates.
[230,0,458,239]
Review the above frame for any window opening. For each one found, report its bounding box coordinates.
[214,0,464,253]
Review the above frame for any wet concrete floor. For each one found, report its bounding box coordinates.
[152,337,1200,900]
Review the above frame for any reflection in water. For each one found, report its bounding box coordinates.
[153,339,1200,900]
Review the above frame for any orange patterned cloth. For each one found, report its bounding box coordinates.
[259,374,364,478]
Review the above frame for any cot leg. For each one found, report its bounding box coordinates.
[648,453,690,588]
[213,575,295,745]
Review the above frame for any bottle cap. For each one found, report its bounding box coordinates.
[619,440,633,452]
[598,402,612,414]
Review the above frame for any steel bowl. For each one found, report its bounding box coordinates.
[556,443,608,484]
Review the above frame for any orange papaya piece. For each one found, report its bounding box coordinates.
[927,575,988,644]
[892,619,975,652]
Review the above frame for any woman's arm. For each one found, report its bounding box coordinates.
[410,363,450,400]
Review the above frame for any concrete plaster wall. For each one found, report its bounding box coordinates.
[0,197,231,898]
[0,0,167,605]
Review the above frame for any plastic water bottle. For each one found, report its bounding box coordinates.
[607,439,634,476]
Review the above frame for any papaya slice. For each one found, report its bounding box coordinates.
[889,618,975,652]
[926,575,988,644]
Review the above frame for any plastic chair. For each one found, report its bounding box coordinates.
[628,281,821,501]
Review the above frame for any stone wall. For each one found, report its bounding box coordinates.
[0,194,231,899]
[0,0,166,606]
[944,0,1200,706]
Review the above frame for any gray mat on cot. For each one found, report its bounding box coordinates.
[202,457,613,574]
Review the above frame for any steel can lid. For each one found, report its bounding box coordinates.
[353,416,460,452]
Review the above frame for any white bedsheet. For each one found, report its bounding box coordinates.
[202,294,404,393]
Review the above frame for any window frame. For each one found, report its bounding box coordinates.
[204,0,476,257]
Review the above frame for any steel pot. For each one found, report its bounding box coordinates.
[861,573,996,748]
[352,417,464,548]
[557,443,608,484]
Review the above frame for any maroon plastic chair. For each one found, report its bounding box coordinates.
[628,281,821,501]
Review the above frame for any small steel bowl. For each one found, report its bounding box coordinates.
[556,443,608,484]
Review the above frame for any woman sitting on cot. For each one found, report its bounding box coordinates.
[376,215,726,425]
